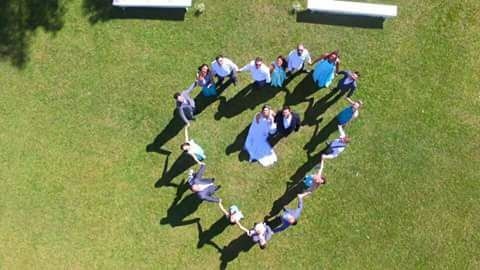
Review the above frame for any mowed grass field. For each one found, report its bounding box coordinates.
[1,0,479,269]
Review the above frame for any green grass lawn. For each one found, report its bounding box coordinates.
[1,0,479,269]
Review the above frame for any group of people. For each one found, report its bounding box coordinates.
[171,43,364,249]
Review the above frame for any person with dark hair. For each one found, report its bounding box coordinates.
[187,164,220,203]
[273,105,301,137]
[270,194,306,233]
[312,50,341,88]
[173,82,197,126]
[237,222,274,249]
[270,56,287,88]
[286,43,312,75]
[211,55,239,86]
[181,127,206,164]
[336,70,360,97]
[238,57,271,88]
[196,64,217,97]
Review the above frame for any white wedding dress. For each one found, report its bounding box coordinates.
[244,115,277,167]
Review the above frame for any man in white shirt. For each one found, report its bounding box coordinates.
[238,57,271,88]
[286,44,312,75]
[211,55,239,86]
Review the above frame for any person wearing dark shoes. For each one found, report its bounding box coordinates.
[186,164,220,203]
[273,106,301,137]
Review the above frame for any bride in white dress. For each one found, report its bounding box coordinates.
[244,105,278,167]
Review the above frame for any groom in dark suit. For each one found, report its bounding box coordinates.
[273,106,301,137]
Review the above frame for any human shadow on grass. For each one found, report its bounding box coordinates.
[296,10,384,29]
[304,117,338,155]
[196,217,230,250]
[284,72,321,107]
[154,153,196,188]
[0,0,65,68]
[160,181,202,228]
[82,0,187,23]
[215,84,283,120]
[225,124,251,162]
[302,89,343,128]
[218,233,255,270]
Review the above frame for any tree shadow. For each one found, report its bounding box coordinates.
[82,0,187,23]
[160,181,202,228]
[218,233,255,270]
[196,216,230,249]
[0,0,65,68]
[296,10,385,29]
[215,84,283,120]
[283,73,321,107]
[154,153,195,188]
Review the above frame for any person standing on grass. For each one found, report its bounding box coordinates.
[272,105,301,137]
[337,97,363,128]
[187,164,221,203]
[300,159,327,197]
[237,222,274,249]
[321,126,351,160]
[173,82,197,126]
[218,199,244,225]
[196,64,217,97]
[286,43,312,75]
[211,55,239,86]
[238,57,271,88]
[270,56,288,88]
[269,194,307,233]
[336,70,360,97]
[312,50,340,88]
[180,127,206,164]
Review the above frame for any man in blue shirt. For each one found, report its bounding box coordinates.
[336,70,360,97]
[270,194,306,233]
[321,126,351,160]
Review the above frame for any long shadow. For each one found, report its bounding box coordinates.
[296,10,385,29]
[146,111,184,154]
[160,182,202,228]
[195,80,232,115]
[265,181,305,218]
[304,117,338,154]
[215,84,282,120]
[196,217,230,249]
[0,0,65,68]
[302,90,343,128]
[225,124,250,162]
[154,153,195,188]
[82,0,186,23]
[219,233,255,270]
[284,73,321,107]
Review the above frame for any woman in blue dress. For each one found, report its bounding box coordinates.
[269,56,287,88]
[312,50,340,89]
[196,64,217,97]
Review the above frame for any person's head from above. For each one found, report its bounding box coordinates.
[340,136,351,144]
[173,92,184,103]
[215,55,224,65]
[352,100,363,110]
[275,56,285,67]
[297,43,305,56]
[180,142,191,152]
[261,104,271,117]
[328,50,339,62]
[198,64,209,75]
[282,105,292,118]
[228,210,238,224]
[286,213,298,225]
[313,174,327,185]
[254,57,263,69]
[352,71,360,80]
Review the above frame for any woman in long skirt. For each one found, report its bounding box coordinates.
[312,50,340,89]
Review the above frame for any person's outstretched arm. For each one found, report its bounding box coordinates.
[218,199,229,216]
[184,127,189,141]
[236,222,250,235]
[338,125,346,138]
[178,107,190,126]
[345,97,355,105]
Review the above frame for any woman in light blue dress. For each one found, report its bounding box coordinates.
[270,56,287,88]
[312,50,340,89]
[196,64,217,97]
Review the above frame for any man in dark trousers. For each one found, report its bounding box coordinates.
[173,82,197,126]
[273,106,301,137]
[336,70,360,97]
[187,163,220,203]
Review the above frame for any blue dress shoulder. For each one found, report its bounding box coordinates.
[270,62,286,88]
[312,59,336,88]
